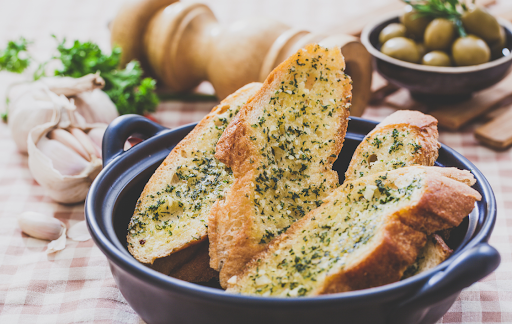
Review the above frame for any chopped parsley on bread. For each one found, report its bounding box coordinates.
[208,44,353,287]
[126,83,262,280]
[227,167,481,296]
[345,110,440,182]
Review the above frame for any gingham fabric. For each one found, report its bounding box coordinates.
[1,0,511,323]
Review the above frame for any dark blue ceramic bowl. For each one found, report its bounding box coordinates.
[86,115,500,324]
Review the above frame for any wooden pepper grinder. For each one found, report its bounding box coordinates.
[111,0,372,116]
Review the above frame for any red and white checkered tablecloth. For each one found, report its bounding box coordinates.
[1,0,512,323]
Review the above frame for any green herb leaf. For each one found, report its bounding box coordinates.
[403,0,469,37]
[0,37,31,73]
[52,37,158,115]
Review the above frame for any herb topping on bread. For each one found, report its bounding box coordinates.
[345,110,440,182]
[209,44,352,287]
[227,166,480,297]
[127,83,262,269]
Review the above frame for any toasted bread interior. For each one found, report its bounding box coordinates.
[127,83,262,266]
[210,44,352,286]
[228,167,480,297]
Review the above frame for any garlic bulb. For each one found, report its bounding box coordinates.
[17,211,65,241]
[8,74,116,153]
[27,97,106,204]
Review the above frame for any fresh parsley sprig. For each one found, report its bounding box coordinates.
[0,37,31,73]
[52,37,158,116]
[402,0,472,37]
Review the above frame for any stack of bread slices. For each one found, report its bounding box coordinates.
[127,44,480,296]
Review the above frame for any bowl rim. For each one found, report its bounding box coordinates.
[361,11,512,74]
[85,117,497,305]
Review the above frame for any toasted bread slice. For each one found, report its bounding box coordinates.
[402,233,453,279]
[127,83,262,280]
[209,44,352,287]
[344,110,449,277]
[345,110,440,182]
[227,166,481,296]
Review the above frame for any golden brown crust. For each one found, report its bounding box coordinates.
[127,83,262,276]
[210,44,352,288]
[317,218,426,294]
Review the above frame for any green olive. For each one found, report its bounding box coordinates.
[381,37,421,63]
[462,6,501,44]
[489,26,506,59]
[422,51,452,66]
[452,35,491,66]
[424,18,456,51]
[379,23,407,44]
[400,5,432,39]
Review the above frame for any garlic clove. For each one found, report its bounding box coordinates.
[67,220,91,242]
[69,128,99,159]
[37,137,89,176]
[17,211,66,241]
[87,127,105,148]
[47,229,67,254]
[48,128,91,161]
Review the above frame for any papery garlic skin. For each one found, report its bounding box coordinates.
[9,89,57,153]
[47,229,67,254]
[41,74,104,97]
[68,221,91,242]
[37,137,89,176]
[17,211,65,241]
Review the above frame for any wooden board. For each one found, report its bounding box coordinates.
[475,105,512,149]
[383,72,512,130]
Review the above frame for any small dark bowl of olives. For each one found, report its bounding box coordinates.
[361,6,512,103]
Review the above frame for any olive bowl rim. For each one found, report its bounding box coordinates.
[361,12,512,74]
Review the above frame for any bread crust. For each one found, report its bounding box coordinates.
[210,44,352,287]
[228,166,481,296]
[127,83,262,279]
